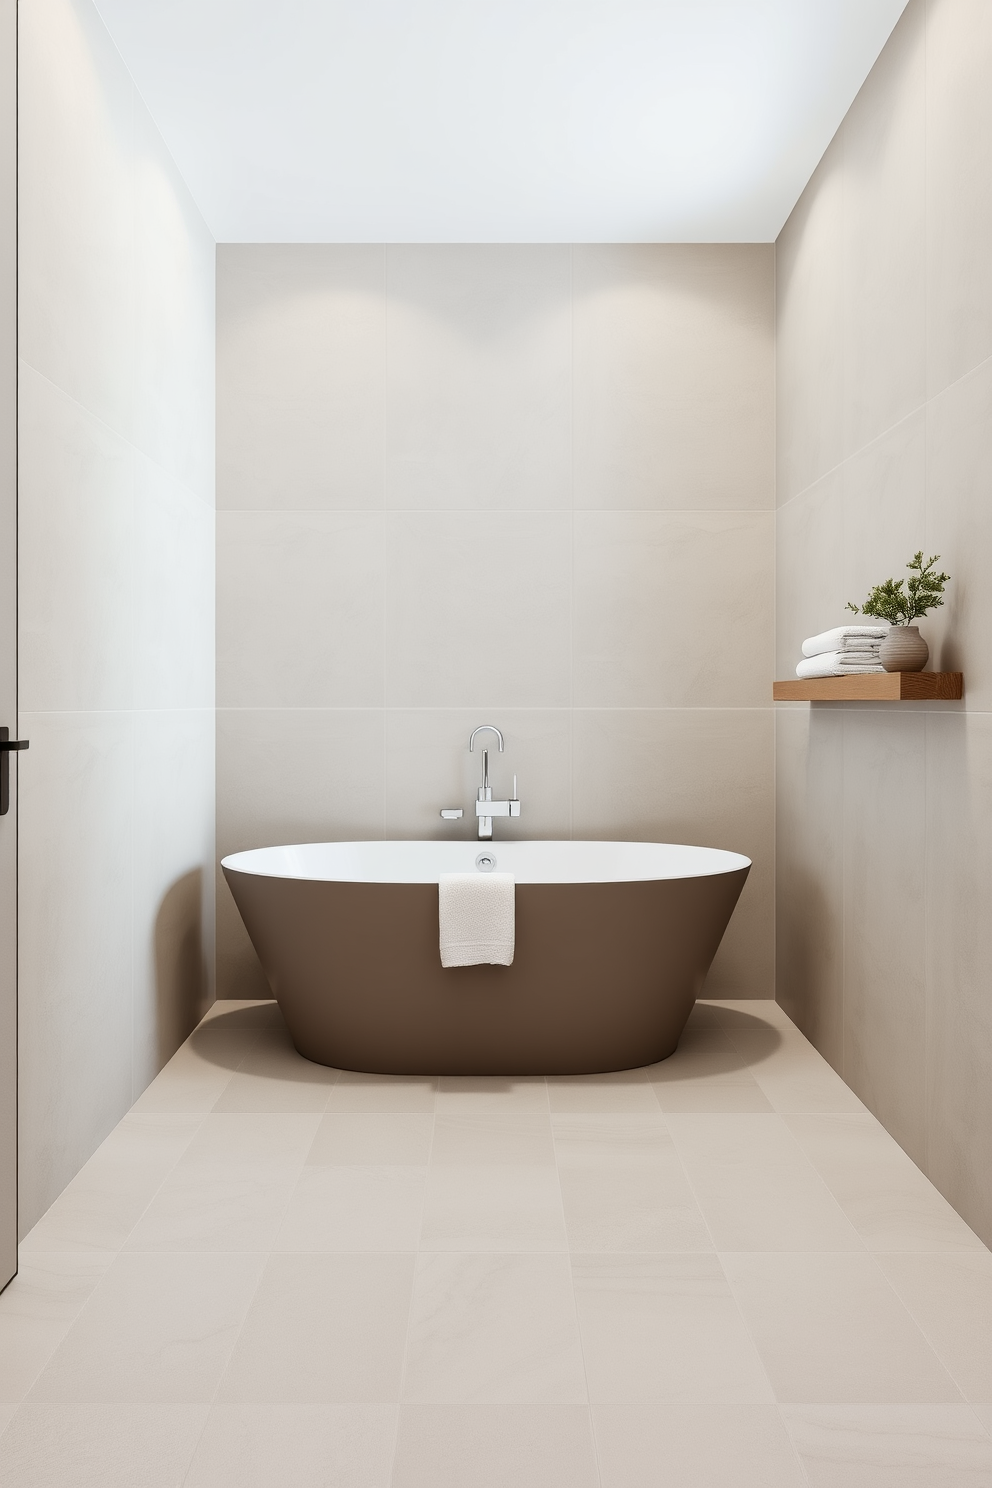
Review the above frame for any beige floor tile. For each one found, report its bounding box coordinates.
[971,1402,992,1435]
[198,999,283,1029]
[130,1033,245,1114]
[19,1115,202,1253]
[431,1115,556,1167]
[307,1113,434,1166]
[218,1252,415,1403]
[572,1253,774,1405]
[123,1164,298,1252]
[593,1404,807,1487]
[787,1115,984,1251]
[553,1116,711,1252]
[420,1166,567,1252]
[782,1404,992,1487]
[877,1251,992,1400]
[179,1112,321,1168]
[0,1403,15,1434]
[653,1076,775,1114]
[547,1070,659,1113]
[667,1114,863,1251]
[437,1076,550,1113]
[0,1403,208,1488]
[402,1252,587,1404]
[212,1040,338,1113]
[327,1074,437,1113]
[30,1251,265,1403]
[706,999,799,1032]
[0,1254,114,1401]
[184,1403,398,1488]
[731,1031,866,1114]
[392,1404,599,1488]
[275,1166,427,1251]
[723,1251,962,1403]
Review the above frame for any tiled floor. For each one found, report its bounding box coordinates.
[2,997,992,1486]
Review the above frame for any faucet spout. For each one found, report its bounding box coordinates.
[469,725,504,755]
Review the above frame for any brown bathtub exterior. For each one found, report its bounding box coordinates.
[222,859,749,1075]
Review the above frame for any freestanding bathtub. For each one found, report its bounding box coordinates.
[222,840,750,1075]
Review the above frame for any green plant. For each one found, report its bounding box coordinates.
[846,551,950,626]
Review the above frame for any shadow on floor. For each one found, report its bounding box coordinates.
[184,1000,783,1079]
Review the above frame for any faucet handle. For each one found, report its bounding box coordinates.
[440,809,463,820]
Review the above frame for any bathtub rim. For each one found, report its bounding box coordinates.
[221,838,752,887]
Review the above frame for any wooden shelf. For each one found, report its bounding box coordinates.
[774,672,963,702]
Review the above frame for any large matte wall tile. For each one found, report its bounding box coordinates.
[384,246,571,512]
[926,0,992,396]
[18,0,134,435]
[131,711,216,1097]
[384,510,571,708]
[215,708,385,998]
[842,408,927,611]
[572,709,774,997]
[925,713,992,1242]
[776,141,845,506]
[573,511,774,708]
[18,364,134,713]
[775,473,845,681]
[132,102,215,503]
[17,712,135,1235]
[217,511,384,708]
[840,0,926,459]
[134,456,214,712]
[775,707,845,1070]
[842,709,927,1166]
[217,246,386,512]
[383,710,571,841]
[572,245,774,512]
[925,356,992,705]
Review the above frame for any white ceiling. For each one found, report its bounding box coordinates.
[92,0,908,243]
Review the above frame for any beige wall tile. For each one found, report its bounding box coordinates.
[218,510,384,708]
[18,365,134,713]
[776,140,845,505]
[775,707,845,1067]
[925,356,992,707]
[572,245,774,512]
[840,0,926,459]
[925,712,992,1243]
[384,510,571,708]
[842,709,927,1166]
[926,0,992,396]
[573,511,774,708]
[572,709,774,998]
[384,246,571,512]
[217,246,386,512]
[17,0,134,434]
[132,101,215,502]
[17,713,134,1236]
[133,458,214,711]
[843,407,927,617]
[775,473,845,681]
[131,710,216,1094]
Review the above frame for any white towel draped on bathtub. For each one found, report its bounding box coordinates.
[439,873,515,968]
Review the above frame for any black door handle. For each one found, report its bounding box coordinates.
[0,727,28,816]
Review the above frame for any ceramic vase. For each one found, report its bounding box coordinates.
[879,624,929,673]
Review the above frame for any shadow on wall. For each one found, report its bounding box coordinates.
[154,868,210,1067]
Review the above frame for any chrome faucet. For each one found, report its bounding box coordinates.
[439,724,521,839]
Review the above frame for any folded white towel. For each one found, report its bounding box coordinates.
[796,653,885,679]
[802,625,889,658]
[439,872,515,968]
